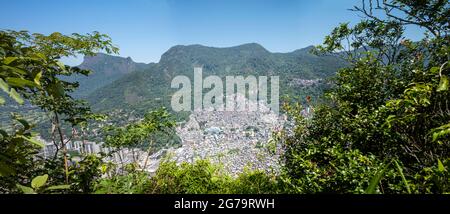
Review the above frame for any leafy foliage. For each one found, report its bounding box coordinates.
[0,30,118,192]
[16,174,70,194]
[1,0,449,195]
[94,159,284,194]
[86,43,346,116]
[281,0,449,193]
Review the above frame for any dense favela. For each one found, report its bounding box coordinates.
[0,0,449,195]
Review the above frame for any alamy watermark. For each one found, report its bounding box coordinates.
[170,67,279,114]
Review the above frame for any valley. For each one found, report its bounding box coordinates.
[18,43,341,175]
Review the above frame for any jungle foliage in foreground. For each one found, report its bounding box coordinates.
[0,0,449,194]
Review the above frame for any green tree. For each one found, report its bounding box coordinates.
[0,30,118,192]
[282,0,449,193]
[103,108,176,172]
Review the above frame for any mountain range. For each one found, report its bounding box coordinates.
[74,43,347,115]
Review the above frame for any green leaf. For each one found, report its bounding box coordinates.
[9,88,24,105]
[0,65,27,75]
[3,57,17,65]
[432,132,440,142]
[20,135,44,147]
[437,76,449,92]
[16,184,35,194]
[16,118,31,130]
[429,67,440,75]
[32,52,47,61]
[0,78,9,93]
[0,96,4,105]
[6,77,38,88]
[48,82,65,98]
[365,164,387,194]
[437,159,445,172]
[46,185,70,191]
[31,174,48,189]
[56,61,66,71]
[393,160,411,194]
[34,71,43,86]
[431,123,450,142]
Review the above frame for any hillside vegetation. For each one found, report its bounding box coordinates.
[0,0,448,194]
[84,43,346,114]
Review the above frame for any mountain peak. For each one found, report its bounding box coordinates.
[159,43,271,64]
[69,53,151,98]
[233,43,267,51]
[163,43,268,54]
[85,43,347,111]
[80,53,136,67]
[291,45,316,54]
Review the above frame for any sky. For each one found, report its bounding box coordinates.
[0,0,425,65]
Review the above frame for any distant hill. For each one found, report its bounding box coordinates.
[81,43,347,114]
[0,43,348,140]
[66,53,153,97]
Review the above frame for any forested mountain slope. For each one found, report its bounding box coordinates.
[84,43,346,113]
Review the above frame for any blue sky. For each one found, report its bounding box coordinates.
[0,0,424,65]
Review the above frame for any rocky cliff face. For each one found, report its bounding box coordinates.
[78,53,149,75]
[67,53,152,97]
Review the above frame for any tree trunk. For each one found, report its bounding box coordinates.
[143,140,154,169]
[55,112,69,184]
